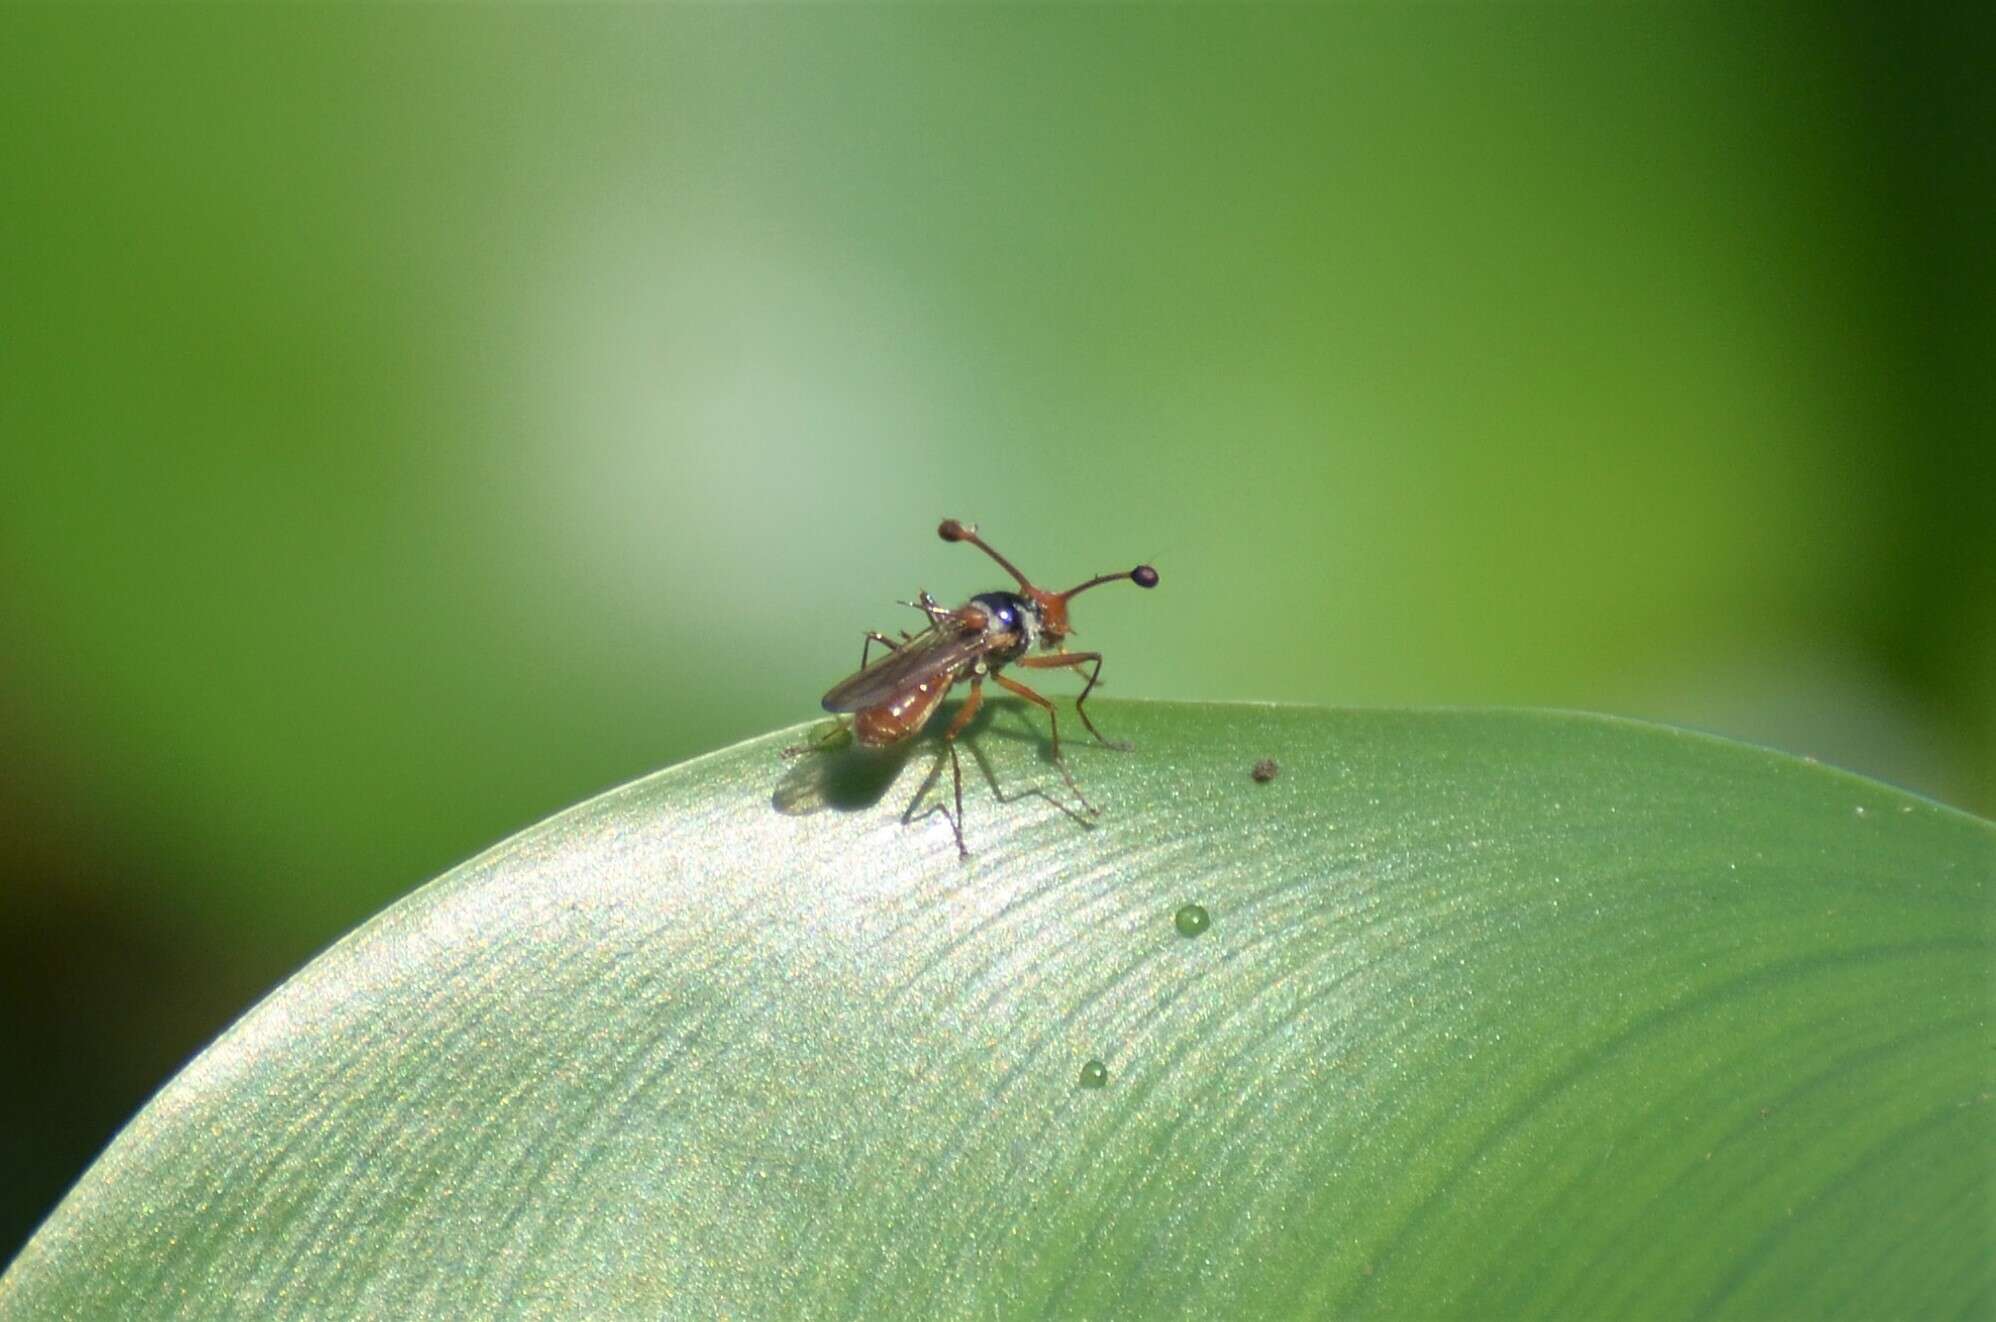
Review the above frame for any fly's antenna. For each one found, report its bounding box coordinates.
[1057,563,1160,601]
[938,518,1035,591]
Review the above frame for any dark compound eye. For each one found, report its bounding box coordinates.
[1132,565,1160,588]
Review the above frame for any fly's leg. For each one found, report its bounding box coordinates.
[993,672,1098,816]
[783,716,853,758]
[897,590,950,628]
[922,674,986,858]
[1015,651,1125,750]
[858,630,901,670]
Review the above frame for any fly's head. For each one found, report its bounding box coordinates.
[939,518,1159,653]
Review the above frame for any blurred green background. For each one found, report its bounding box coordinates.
[2,4,1988,1267]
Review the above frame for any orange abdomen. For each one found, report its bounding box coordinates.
[851,673,956,746]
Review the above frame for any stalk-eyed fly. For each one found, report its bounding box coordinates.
[818,518,1158,857]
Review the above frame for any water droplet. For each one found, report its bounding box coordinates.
[1174,903,1212,937]
[1078,1059,1109,1089]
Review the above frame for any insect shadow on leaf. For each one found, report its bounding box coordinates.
[771,731,915,816]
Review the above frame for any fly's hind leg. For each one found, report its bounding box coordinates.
[993,672,1099,816]
[903,677,984,859]
[858,630,901,669]
[784,716,854,757]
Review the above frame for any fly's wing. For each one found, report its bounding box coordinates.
[821,622,987,713]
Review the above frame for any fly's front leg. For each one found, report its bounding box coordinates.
[993,672,1098,816]
[1014,651,1126,750]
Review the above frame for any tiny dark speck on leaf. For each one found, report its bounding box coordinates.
[1078,1059,1109,1089]
[1251,758,1279,783]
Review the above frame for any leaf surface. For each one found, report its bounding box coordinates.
[4,703,1990,1318]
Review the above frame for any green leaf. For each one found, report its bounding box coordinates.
[4,704,1990,1318]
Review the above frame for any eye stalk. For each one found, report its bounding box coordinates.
[1055,564,1158,600]
[936,518,1035,591]
[937,519,1158,641]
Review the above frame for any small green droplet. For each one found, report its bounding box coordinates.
[1174,903,1211,937]
[1078,1059,1109,1089]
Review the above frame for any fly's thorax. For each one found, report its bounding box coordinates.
[967,590,1037,662]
